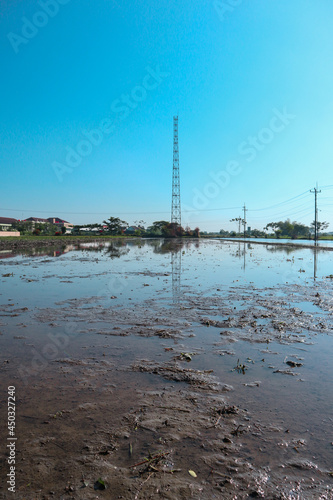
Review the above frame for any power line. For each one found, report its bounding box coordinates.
[296,210,315,219]
[0,208,173,215]
[249,204,313,220]
[0,188,330,219]
[248,191,311,212]
[0,206,242,215]
[183,206,241,213]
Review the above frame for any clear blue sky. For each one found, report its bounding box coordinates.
[1,0,333,231]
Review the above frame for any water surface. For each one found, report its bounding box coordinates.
[1,238,332,498]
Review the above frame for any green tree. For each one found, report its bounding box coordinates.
[264,219,309,239]
[12,221,33,234]
[251,229,265,238]
[160,222,184,237]
[103,217,128,235]
[147,221,199,238]
[310,220,329,237]
[151,221,170,234]
[230,217,245,235]
[291,222,309,239]
[40,222,55,235]
[264,222,281,237]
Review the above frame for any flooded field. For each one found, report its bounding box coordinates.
[0,238,333,499]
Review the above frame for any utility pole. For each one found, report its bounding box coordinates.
[310,185,321,242]
[171,116,181,226]
[230,217,244,236]
[243,204,247,239]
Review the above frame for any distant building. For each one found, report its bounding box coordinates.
[47,217,74,229]
[79,227,100,233]
[0,217,20,237]
[24,217,49,224]
[0,217,17,230]
[124,226,142,235]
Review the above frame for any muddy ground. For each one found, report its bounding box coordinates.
[0,243,333,499]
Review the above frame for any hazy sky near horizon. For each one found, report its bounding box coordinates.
[1,0,333,231]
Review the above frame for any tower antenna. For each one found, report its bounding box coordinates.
[171,116,181,226]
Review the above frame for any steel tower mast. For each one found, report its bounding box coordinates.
[171,116,181,226]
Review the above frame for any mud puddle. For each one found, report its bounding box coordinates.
[0,239,333,499]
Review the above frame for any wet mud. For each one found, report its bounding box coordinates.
[0,239,333,499]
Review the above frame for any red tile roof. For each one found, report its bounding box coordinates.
[25,217,49,222]
[0,217,17,224]
[47,217,70,224]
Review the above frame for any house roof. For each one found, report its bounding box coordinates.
[47,217,70,224]
[0,217,17,224]
[25,217,49,222]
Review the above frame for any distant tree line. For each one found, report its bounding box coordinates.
[220,228,267,238]
[12,221,66,236]
[146,221,200,238]
[264,220,329,239]
[220,219,329,239]
[100,218,200,238]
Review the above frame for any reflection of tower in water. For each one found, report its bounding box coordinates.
[236,241,247,271]
[171,249,181,304]
[313,246,318,280]
[170,115,182,303]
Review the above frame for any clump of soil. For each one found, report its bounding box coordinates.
[132,360,232,392]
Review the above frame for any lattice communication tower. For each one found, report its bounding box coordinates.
[171,116,181,226]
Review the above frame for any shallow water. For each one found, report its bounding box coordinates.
[1,238,333,498]
[230,237,333,248]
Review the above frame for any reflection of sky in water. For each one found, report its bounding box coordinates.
[1,238,333,474]
[237,237,333,247]
[1,239,333,310]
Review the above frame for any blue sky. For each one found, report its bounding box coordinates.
[1,0,333,231]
